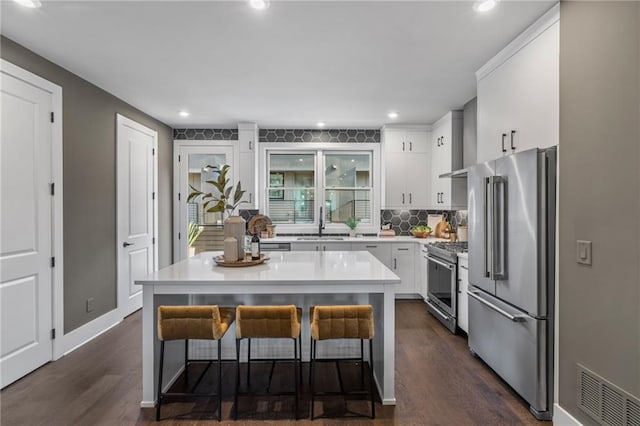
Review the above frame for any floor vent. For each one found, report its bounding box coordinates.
[578,364,640,426]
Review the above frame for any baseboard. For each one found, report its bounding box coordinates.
[553,403,583,426]
[53,309,122,359]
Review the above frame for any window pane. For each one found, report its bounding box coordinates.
[187,153,227,225]
[324,154,370,188]
[325,189,371,224]
[268,153,316,224]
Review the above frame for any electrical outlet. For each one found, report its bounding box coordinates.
[576,240,592,265]
[86,297,95,313]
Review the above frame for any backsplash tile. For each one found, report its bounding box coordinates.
[259,129,380,143]
[380,209,467,236]
[174,128,238,140]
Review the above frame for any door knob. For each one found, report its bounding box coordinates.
[123,242,135,247]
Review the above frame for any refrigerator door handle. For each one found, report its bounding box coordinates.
[484,176,493,278]
[467,291,527,322]
[493,176,507,279]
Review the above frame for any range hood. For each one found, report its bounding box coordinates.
[438,167,468,178]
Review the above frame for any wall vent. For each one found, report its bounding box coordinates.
[578,364,640,426]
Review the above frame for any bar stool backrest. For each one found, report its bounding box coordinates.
[157,305,234,341]
[311,305,374,340]
[236,305,301,338]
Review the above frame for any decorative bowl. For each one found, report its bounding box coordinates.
[410,228,431,238]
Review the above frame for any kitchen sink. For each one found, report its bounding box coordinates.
[296,237,344,241]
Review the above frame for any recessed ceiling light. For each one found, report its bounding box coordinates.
[178,111,190,117]
[474,0,498,13]
[13,0,41,8]
[388,111,399,119]
[317,122,326,128]
[298,158,304,162]
[249,0,270,10]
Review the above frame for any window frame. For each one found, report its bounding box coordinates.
[259,142,381,235]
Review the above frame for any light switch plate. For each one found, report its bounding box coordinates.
[576,240,592,265]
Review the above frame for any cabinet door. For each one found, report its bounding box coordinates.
[320,242,348,251]
[477,70,511,163]
[406,130,429,153]
[384,152,407,208]
[405,153,429,208]
[392,243,415,294]
[239,152,255,207]
[352,242,392,269]
[430,176,444,208]
[384,130,407,152]
[238,130,255,153]
[290,242,320,251]
[457,262,469,333]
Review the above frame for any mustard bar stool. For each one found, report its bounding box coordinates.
[234,305,302,420]
[156,305,235,421]
[309,305,376,419]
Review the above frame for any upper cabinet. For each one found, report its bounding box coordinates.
[238,123,258,208]
[382,127,431,209]
[476,6,559,164]
[430,111,466,209]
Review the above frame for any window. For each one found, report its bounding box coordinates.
[265,149,375,230]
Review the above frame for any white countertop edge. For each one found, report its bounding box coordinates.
[263,235,451,244]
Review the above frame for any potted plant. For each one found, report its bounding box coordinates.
[345,216,361,237]
[187,221,203,257]
[187,164,246,259]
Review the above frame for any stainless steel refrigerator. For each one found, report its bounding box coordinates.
[467,147,556,420]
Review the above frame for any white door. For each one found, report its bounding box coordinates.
[176,146,234,260]
[0,69,53,387]
[117,115,157,318]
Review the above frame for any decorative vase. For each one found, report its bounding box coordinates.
[188,246,196,257]
[224,215,246,261]
[349,229,357,238]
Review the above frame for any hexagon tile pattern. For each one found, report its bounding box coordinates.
[174,128,238,140]
[259,129,380,143]
[380,209,467,236]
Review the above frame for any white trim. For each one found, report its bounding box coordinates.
[116,114,159,318]
[55,309,122,358]
[258,142,381,235]
[0,59,66,361]
[553,403,583,426]
[173,139,240,262]
[476,3,560,81]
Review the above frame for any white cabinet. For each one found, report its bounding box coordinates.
[290,242,345,252]
[383,127,431,209]
[391,243,415,296]
[351,242,392,269]
[238,123,259,207]
[418,245,429,299]
[457,256,469,333]
[476,18,559,163]
[430,111,466,209]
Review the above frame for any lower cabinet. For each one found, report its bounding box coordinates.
[290,242,344,251]
[457,256,469,333]
[391,243,415,296]
[351,242,392,269]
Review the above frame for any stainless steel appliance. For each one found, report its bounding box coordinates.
[467,147,556,420]
[426,241,468,333]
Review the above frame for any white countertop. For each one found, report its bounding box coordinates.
[263,235,450,244]
[137,250,401,286]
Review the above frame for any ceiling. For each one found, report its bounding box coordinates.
[1,0,557,128]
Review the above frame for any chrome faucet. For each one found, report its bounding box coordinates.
[318,206,325,237]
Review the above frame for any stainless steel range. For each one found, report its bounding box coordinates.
[425,241,468,333]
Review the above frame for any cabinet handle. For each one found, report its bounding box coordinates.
[249,140,252,150]
[409,141,413,151]
[365,245,378,248]
[402,193,405,204]
[249,192,252,203]
[409,193,412,204]
[502,133,507,153]
[323,246,326,251]
[315,246,319,251]
[510,130,516,151]
[398,248,409,251]
[402,142,405,151]
[394,258,397,269]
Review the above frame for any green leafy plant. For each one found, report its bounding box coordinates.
[187,221,203,247]
[187,164,247,217]
[345,216,361,230]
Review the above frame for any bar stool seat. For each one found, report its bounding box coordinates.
[234,304,302,420]
[309,304,376,419]
[156,305,235,421]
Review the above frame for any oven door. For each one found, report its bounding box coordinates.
[426,255,457,318]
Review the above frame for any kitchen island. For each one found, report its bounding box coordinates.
[136,250,401,408]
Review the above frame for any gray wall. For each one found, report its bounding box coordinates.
[462,97,477,168]
[558,2,639,423]
[1,36,173,333]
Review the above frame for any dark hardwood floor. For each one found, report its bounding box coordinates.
[1,301,546,425]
